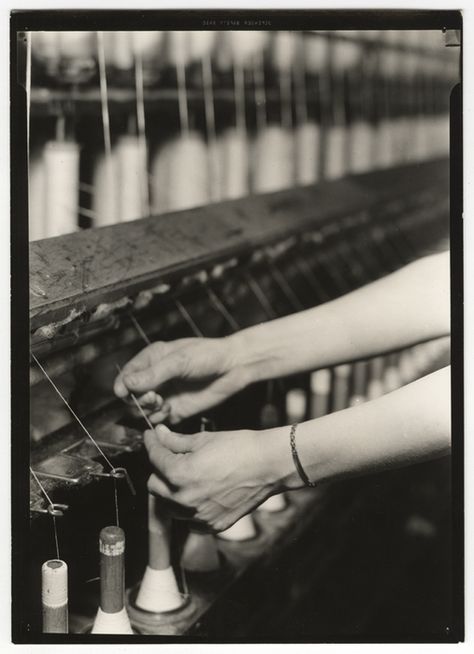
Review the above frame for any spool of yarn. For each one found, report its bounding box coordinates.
[331,34,361,73]
[115,135,147,221]
[295,122,320,185]
[92,607,134,634]
[349,360,368,407]
[375,118,394,170]
[188,31,216,62]
[91,151,119,227]
[30,32,60,72]
[303,33,329,74]
[131,31,164,61]
[218,515,258,542]
[58,31,95,60]
[135,568,184,613]
[258,493,287,513]
[383,355,402,393]
[286,387,307,423]
[28,149,46,240]
[253,125,294,192]
[367,356,385,400]
[349,120,373,174]
[135,493,184,613]
[272,31,297,73]
[182,530,221,573]
[42,559,68,633]
[207,139,223,203]
[92,526,133,634]
[44,140,80,237]
[391,114,410,165]
[166,132,210,211]
[310,369,331,418]
[103,31,133,71]
[218,127,249,199]
[151,140,172,213]
[324,117,347,180]
[413,114,430,163]
[217,31,269,71]
[165,31,189,68]
[332,364,351,411]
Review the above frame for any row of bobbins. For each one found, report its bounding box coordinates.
[27,29,456,240]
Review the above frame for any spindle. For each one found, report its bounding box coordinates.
[332,364,352,412]
[91,526,133,634]
[367,356,386,400]
[42,559,68,633]
[310,369,331,418]
[134,493,185,613]
[44,137,80,238]
[349,360,368,407]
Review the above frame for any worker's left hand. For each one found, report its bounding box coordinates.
[144,424,292,532]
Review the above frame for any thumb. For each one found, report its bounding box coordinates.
[154,424,195,454]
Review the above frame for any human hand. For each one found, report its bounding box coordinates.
[113,337,248,424]
[144,424,293,532]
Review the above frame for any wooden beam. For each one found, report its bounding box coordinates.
[29,159,449,330]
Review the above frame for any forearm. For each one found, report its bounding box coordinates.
[262,366,451,489]
[229,252,449,383]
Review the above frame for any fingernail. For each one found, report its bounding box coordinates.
[125,374,136,386]
[155,424,170,434]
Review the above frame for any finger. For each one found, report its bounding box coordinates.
[144,428,177,481]
[121,351,188,395]
[148,401,171,424]
[147,473,173,500]
[155,424,195,454]
[139,390,163,408]
[113,346,156,398]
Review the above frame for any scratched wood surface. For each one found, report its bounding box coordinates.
[29,159,449,330]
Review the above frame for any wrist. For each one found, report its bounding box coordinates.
[226,324,281,386]
[254,426,305,492]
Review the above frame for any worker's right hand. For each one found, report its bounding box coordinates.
[113,337,248,424]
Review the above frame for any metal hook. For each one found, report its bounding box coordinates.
[46,503,69,518]
[92,467,136,496]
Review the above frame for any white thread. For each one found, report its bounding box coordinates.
[42,560,68,607]
[44,141,80,238]
[218,515,257,541]
[295,122,320,186]
[91,606,133,634]
[258,495,287,513]
[135,566,185,613]
[253,126,294,193]
[31,353,115,471]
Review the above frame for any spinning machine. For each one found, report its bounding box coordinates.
[24,28,456,638]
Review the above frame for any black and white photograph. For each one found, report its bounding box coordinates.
[10,8,463,645]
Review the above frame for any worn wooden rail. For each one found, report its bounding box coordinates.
[29,158,449,331]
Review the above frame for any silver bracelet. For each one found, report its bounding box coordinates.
[290,423,317,488]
